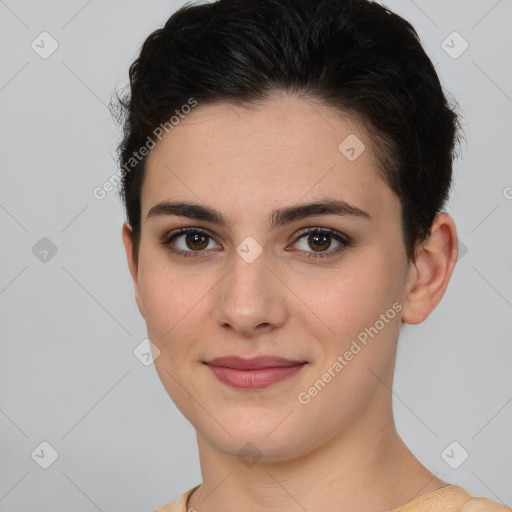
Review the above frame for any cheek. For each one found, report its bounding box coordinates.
[291,254,401,345]
[137,258,200,350]
[139,275,175,338]
[138,261,206,410]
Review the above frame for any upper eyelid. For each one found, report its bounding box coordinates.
[161,227,221,250]
[163,226,218,243]
[296,226,349,241]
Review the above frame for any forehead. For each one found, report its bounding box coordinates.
[141,94,400,228]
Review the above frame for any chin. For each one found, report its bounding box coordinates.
[197,416,316,464]
[215,435,302,464]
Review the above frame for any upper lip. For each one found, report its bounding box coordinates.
[204,355,307,369]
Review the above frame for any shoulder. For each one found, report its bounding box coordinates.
[393,484,510,512]
[150,484,510,512]
[460,497,511,511]
[151,485,201,512]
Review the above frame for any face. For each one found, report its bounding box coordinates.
[124,93,416,462]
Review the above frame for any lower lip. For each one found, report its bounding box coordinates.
[206,364,306,389]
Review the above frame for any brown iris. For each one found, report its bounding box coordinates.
[186,232,209,250]
[308,232,331,252]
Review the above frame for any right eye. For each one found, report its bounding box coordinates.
[160,227,222,258]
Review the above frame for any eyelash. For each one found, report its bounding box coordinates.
[159,226,352,260]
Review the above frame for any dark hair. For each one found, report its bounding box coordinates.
[112,0,462,262]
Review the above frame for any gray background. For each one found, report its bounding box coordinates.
[0,0,511,511]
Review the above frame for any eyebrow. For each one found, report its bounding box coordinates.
[146,198,371,230]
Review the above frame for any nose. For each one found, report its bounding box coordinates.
[213,248,288,338]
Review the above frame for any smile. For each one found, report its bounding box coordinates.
[203,355,308,389]
[206,364,306,389]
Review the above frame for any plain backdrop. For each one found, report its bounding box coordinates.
[0,1,511,511]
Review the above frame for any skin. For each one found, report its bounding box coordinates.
[122,92,458,512]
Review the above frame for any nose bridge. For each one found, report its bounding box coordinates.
[228,231,269,288]
[213,242,287,333]
[225,244,272,306]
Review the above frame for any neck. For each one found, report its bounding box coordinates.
[188,406,444,512]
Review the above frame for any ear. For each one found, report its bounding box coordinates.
[401,213,458,325]
[122,222,145,318]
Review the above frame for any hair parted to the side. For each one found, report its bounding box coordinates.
[111,0,463,263]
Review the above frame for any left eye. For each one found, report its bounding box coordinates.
[291,227,351,259]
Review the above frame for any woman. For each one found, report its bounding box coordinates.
[114,0,509,510]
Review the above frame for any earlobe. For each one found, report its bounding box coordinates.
[401,213,458,325]
[121,222,145,318]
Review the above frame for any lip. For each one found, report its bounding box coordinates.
[204,356,307,389]
[205,355,306,369]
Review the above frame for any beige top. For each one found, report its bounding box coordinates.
[153,484,511,512]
